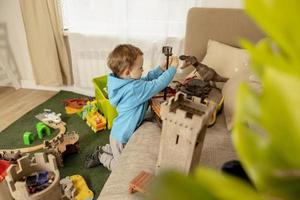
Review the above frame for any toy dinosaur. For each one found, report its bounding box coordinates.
[179,55,228,83]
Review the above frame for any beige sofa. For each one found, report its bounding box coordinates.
[97,8,264,200]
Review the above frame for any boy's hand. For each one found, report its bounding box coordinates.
[160,57,170,71]
[170,56,179,68]
[160,56,179,70]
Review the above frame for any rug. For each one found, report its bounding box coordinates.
[0,90,111,198]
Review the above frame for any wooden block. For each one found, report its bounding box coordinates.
[128,171,154,194]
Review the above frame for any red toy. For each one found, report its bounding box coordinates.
[63,98,88,109]
[0,160,10,182]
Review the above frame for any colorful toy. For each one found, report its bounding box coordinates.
[25,171,52,193]
[86,110,106,133]
[63,98,88,109]
[69,175,94,200]
[65,106,82,115]
[23,131,35,145]
[36,122,52,139]
[80,100,98,120]
[80,100,106,132]
[64,98,88,114]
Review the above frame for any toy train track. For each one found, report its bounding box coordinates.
[0,121,79,166]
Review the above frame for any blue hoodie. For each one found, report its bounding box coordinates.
[108,66,176,143]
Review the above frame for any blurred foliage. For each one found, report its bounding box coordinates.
[149,0,300,200]
[234,0,300,199]
[149,169,263,200]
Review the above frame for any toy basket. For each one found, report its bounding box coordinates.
[93,75,117,129]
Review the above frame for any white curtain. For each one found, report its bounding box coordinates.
[62,0,202,89]
[0,23,20,89]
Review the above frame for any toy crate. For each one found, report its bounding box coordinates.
[93,75,117,129]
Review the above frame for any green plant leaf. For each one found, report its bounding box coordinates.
[149,168,263,200]
[245,0,300,69]
[233,1,300,199]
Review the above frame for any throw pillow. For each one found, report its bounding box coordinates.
[202,39,250,79]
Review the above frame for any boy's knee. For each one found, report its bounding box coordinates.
[99,152,114,170]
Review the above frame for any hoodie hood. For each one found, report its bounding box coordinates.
[107,73,134,107]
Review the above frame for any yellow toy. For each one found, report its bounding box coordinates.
[65,106,82,114]
[69,175,94,200]
[86,110,106,133]
[81,100,106,133]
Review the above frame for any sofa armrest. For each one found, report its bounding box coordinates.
[98,112,237,200]
[98,122,161,200]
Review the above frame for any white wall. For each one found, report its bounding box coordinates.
[0,0,34,86]
[201,0,244,8]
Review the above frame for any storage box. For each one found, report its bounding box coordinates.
[93,75,118,129]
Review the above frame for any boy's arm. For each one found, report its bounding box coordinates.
[141,66,164,81]
[133,67,176,104]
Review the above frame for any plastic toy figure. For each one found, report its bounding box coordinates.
[86,110,106,133]
[179,55,228,84]
[42,109,62,124]
[80,100,98,120]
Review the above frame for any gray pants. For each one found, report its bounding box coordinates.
[98,134,124,171]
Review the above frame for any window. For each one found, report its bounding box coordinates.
[61,0,202,38]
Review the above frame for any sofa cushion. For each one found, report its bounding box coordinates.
[200,111,237,168]
[222,68,261,131]
[202,39,250,79]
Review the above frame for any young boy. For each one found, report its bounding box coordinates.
[85,44,178,170]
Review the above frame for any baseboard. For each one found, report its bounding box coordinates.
[20,79,94,97]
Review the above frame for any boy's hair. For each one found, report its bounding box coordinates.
[107,44,143,76]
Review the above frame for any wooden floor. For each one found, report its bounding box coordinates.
[0,87,57,132]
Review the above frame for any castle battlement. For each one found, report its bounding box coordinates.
[160,92,216,130]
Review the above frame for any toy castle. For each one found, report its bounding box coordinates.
[5,153,61,200]
[156,92,216,175]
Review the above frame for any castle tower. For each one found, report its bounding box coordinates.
[156,92,215,175]
[5,153,61,200]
